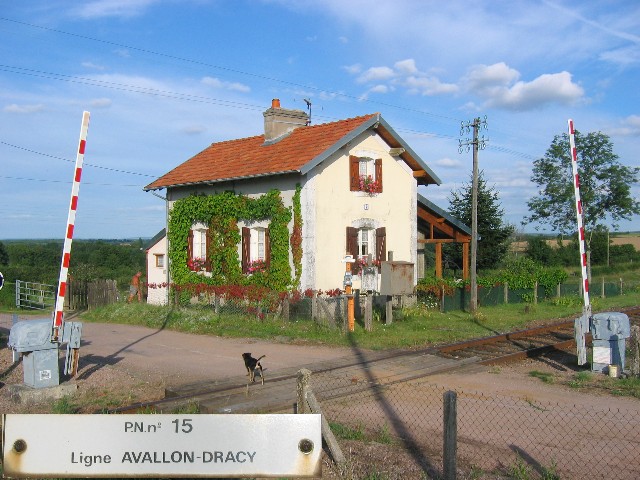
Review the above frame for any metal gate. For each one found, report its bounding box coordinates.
[15,280,56,310]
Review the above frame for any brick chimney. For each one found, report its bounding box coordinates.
[263,98,309,143]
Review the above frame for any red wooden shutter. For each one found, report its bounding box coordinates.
[346,227,358,257]
[376,227,386,262]
[375,158,383,193]
[349,155,360,191]
[205,229,212,272]
[242,227,250,273]
[187,229,194,270]
[264,228,271,268]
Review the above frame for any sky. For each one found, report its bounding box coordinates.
[1,0,639,240]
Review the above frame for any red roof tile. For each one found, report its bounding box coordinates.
[145,114,378,190]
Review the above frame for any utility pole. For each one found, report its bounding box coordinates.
[459,116,488,313]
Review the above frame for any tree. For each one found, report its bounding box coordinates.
[525,236,558,266]
[447,170,515,270]
[0,241,8,265]
[525,130,640,234]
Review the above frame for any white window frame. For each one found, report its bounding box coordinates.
[251,227,266,262]
[192,223,208,260]
[359,157,376,180]
[154,254,165,268]
[358,228,375,258]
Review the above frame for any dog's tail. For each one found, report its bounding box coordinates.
[257,355,266,361]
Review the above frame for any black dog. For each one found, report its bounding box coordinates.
[242,353,265,385]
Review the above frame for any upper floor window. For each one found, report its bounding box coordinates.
[349,155,382,193]
[154,254,165,268]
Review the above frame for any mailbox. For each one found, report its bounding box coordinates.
[379,261,414,296]
[8,318,83,389]
[590,312,630,375]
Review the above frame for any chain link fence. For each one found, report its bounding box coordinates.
[305,371,640,479]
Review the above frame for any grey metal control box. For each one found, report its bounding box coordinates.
[8,318,83,389]
[590,312,630,374]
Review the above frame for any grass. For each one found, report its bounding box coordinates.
[71,289,640,351]
[528,370,555,384]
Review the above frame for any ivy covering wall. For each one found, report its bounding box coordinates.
[168,190,294,292]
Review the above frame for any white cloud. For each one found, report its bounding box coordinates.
[4,104,46,114]
[465,62,520,93]
[338,36,349,44]
[465,64,584,110]
[82,62,106,71]
[343,64,362,75]
[369,84,389,94]
[404,75,459,96]
[201,76,251,93]
[348,58,458,96]
[394,59,418,75]
[489,71,584,110]
[180,125,207,135]
[70,0,158,19]
[357,66,395,84]
[434,157,463,168]
[89,98,112,108]
[608,115,640,137]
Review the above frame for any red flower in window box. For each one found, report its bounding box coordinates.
[247,259,267,274]
[188,257,207,271]
[358,175,380,195]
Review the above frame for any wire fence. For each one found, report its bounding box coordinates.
[306,372,640,479]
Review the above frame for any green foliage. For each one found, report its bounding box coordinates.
[525,236,559,266]
[0,240,145,294]
[329,422,366,441]
[52,396,79,414]
[168,190,293,293]
[291,184,303,288]
[0,240,8,265]
[446,170,515,269]
[526,130,640,233]
[528,370,554,384]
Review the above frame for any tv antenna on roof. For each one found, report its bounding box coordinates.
[304,98,312,125]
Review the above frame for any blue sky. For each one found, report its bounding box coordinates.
[1,0,639,240]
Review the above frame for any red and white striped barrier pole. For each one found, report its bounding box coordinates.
[568,119,589,365]
[51,111,90,343]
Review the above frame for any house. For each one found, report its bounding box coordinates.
[144,99,470,301]
[145,228,168,305]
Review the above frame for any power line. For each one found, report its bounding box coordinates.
[0,16,462,124]
[0,175,143,187]
[0,140,157,177]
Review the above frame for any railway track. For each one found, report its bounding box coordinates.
[109,306,640,414]
[436,305,640,365]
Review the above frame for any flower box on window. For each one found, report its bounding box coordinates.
[188,257,207,271]
[358,175,380,195]
[247,259,267,274]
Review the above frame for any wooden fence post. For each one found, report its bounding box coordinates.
[503,282,508,304]
[364,294,373,332]
[312,291,318,322]
[296,368,311,414]
[443,390,457,480]
[534,281,538,305]
[282,294,290,322]
[630,325,640,377]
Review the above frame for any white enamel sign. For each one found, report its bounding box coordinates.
[2,414,322,478]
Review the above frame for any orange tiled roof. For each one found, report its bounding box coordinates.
[145,114,378,190]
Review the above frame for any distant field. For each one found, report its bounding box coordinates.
[511,233,640,252]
